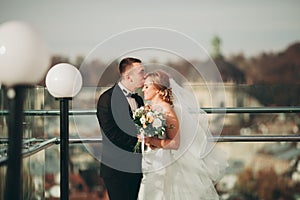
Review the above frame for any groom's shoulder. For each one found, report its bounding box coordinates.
[101,84,118,97]
[103,85,115,95]
[98,85,114,103]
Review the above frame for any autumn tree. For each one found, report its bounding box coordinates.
[235,167,294,200]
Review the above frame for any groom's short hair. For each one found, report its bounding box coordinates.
[119,57,142,75]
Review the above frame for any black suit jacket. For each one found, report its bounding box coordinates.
[97,84,144,177]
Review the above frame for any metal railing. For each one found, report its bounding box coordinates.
[0,137,104,167]
[1,106,300,116]
[0,106,299,165]
[0,106,299,199]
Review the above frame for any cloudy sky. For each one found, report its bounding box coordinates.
[1,0,299,61]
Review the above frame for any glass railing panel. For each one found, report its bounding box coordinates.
[219,112,300,136]
[0,86,8,200]
[22,149,45,200]
[0,165,6,200]
[0,86,47,199]
[190,84,300,138]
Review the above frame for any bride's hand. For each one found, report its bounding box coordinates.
[144,137,157,150]
[143,136,149,145]
[144,137,161,149]
[144,137,153,145]
[148,145,157,150]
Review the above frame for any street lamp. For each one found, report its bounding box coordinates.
[0,21,50,200]
[45,63,83,200]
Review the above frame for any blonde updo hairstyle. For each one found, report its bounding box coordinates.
[145,70,173,105]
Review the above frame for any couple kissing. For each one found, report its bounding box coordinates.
[96,57,228,200]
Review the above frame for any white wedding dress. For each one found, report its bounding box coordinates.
[138,79,228,200]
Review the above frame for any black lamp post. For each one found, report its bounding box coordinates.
[0,21,49,200]
[4,86,25,200]
[45,63,82,200]
[60,97,71,199]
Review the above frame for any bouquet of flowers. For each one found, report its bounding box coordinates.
[133,104,166,153]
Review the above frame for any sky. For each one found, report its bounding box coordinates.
[1,0,300,62]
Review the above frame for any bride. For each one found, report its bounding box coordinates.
[137,70,228,200]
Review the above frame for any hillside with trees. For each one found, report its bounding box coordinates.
[229,42,300,105]
[44,41,300,106]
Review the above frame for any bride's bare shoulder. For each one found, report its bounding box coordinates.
[162,103,177,118]
[152,102,177,119]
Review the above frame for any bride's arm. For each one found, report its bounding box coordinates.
[145,109,180,150]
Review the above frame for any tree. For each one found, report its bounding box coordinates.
[235,167,295,200]
[230,42,300,106]
[211,35,222,59]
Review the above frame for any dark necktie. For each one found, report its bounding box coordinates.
[122,88,139,101]
[122,89,143,107]
[130,93,139,101]
[131,93,144,108]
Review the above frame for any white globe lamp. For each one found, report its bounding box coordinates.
[45,63,82,98]
[0,21,50,86]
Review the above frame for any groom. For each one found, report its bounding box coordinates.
[97,57,145,200]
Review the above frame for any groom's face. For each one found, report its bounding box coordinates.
[128,62,145,89]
